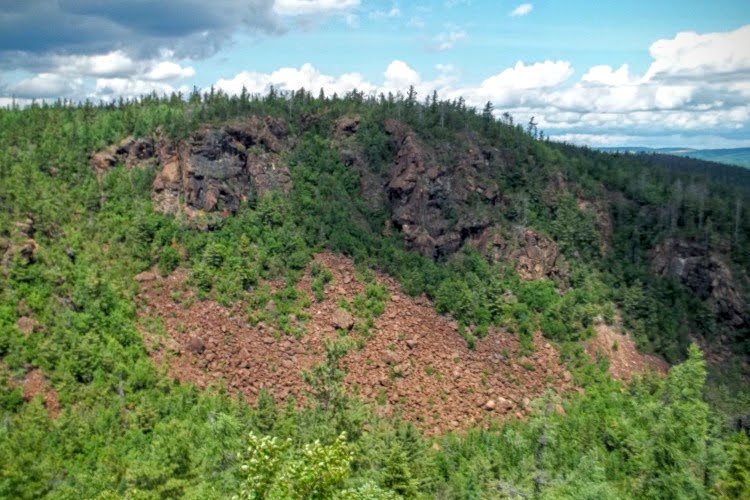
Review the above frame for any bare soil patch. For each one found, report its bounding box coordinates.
[137,252,574,433]
[586,323,669,380]
[20,369,60,418]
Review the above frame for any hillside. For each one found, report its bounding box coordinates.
[1,91,750,498]
[599,146,750,169]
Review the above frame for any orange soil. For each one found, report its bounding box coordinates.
[586,323,669,380]
[137,252,574,434]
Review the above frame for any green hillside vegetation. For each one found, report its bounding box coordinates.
[600,147,750,170]
[1,89,749,498]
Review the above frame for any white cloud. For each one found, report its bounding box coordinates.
[581,64,633,86]
[480,61,573,96]
[4,21,749,149]
[553,132,750,149]
[54,51,137,78]
[144,61,196,81]
[431,30,467,52]
[274,0,359,16]
[645,25,750,80]
[6,50,199,102]
[510,3,533,17]
[11,73,83,98]
[208,23,750,148]
[215,63,375,96]
[383,60,421,89]
[94,78,188,99]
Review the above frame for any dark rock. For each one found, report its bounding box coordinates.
[383,120,499,258]
[652,239,748,328]
[186,336,205,354]
[91,117,293,230]
[334,115,360,137]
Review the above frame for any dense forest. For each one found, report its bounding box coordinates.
[1,88,749,498]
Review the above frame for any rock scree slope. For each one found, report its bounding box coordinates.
[137,252,575,434]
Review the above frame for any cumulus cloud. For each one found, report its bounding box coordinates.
[481,60,573,91]
[94,78,188,99]
[645,25,750,80]
[213,59,463,102]
[11,73,84,99]
[383,60,421,89]
[0,0,361,77]
[581,64,633,87]
[53,51,138,78]
[215,63,375,96]
[6,49,198,102]
[208,22,750,148]
[144,62,195,81]
[3,15,749,148]
[510,3,533,17]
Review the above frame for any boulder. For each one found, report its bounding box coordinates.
[334,115,360,137]
[186,336,205,354]
[331,308,354,330]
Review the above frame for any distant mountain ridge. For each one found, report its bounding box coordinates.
[598,146,750,169]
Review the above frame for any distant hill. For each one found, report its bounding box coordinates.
[598,146,750,168]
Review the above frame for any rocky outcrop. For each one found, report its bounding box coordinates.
[92,116,292,229]
[334,115,360,138]
[90,136,156,180]
[652,239,748,328]
[152,117,292,227]
[384,120,502,258]
[473,227,568,281]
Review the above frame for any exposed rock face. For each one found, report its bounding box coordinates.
[473,226,568,281]
[90,136,156,180]
[334,115,360,138]
[152,118,292,226]
[652,239,748,328]
[92,116,292,229]
[384,120,502,258]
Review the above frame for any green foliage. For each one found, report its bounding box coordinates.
[310,262,334,302]
[715,432,750,499]
[237,432,352,500]
[158,245,181,276]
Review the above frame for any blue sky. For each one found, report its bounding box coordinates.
[2,1,749,148]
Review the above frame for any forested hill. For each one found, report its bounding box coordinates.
[1,89,749,498]
[598,146,750,170]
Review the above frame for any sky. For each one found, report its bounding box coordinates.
[1,0,750,148]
